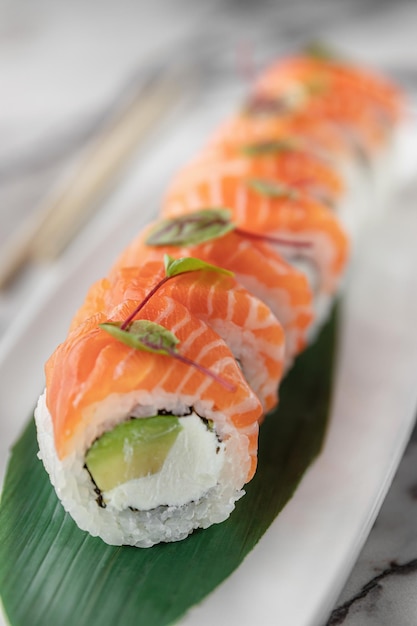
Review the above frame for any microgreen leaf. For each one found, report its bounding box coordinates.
[146,209,234,247]
[146,210,310,252]
[100,320,236,391]
[163,254,233,279]
[248,178,299,200]
[241,139,298,156]
[304,41,339,61]
[99,320,179,355]
[304,76,328,96]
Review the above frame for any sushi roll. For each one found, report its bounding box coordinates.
[69,258,286,413]
[165,138,345,209]
[161,170,349,334]
[113,212,314,366]
[35,297,263,547]
[203,110,369,237]
[205,51,404,235]
[253,52,402,155]
[34,48,404,548]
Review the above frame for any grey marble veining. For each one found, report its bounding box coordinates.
[327,434,417,625]
[1,1,417,624]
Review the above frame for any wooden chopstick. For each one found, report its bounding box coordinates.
[0,67,183,289]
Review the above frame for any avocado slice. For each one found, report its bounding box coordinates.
[85,415,182,492]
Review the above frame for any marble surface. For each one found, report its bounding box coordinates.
[1,1,417,624]
[327,427,417,626]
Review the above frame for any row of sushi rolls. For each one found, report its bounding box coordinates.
[35,47,404,548]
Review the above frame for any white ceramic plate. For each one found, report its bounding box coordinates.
[1,99,417,626]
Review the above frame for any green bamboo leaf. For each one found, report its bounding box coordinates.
[248,178,299,200]
[99,320,179,355]
[163,254,233,278]
[0,306,338,626]
[146,209,234,247]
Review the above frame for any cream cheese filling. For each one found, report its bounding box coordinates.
[102,413,225,511]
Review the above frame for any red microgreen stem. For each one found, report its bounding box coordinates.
[168,349,237,392]
[120,275,172,330]
[120,263,220,330]
[234,226,312,249]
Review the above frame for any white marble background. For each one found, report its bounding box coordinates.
[1,1,417,624]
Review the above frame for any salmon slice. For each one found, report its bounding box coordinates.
[208,109,350,161]
[46,295,263,480]
[165,141,344,210]
[252,55,404,153]
[255,55,403,123]
[69,261,286,412]
[162,170,349,295]
[113,225,314,364]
